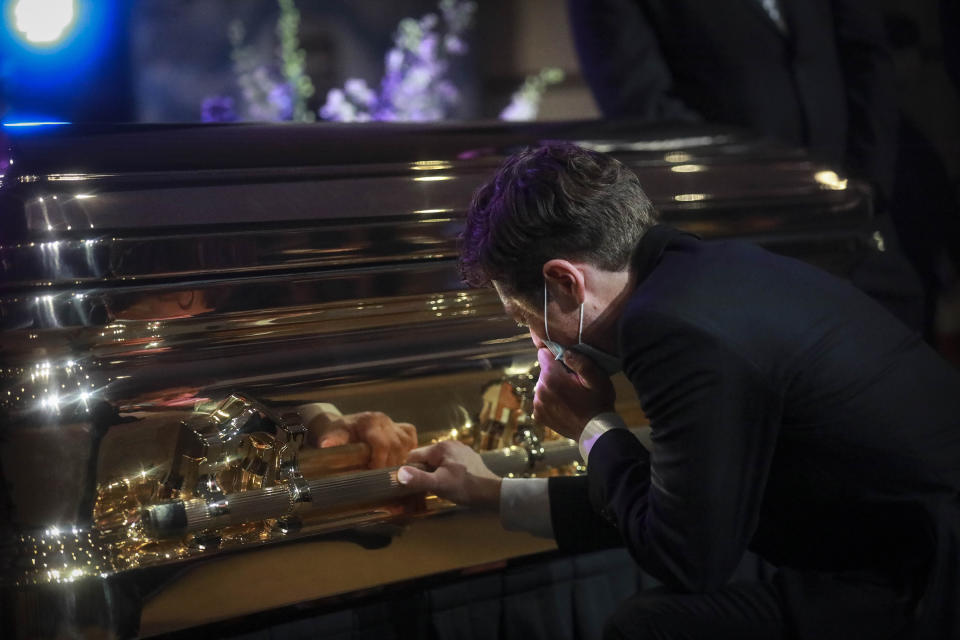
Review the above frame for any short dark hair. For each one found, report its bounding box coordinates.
[458,143,658,301]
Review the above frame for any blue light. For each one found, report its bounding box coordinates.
[2,121,70,127]
[10,0,77,46]
[2,0,102,60]
[1,0,121,121]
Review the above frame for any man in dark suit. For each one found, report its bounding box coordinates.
[567,0,940,339]
[567,0,897,199]
[398,144,960,639]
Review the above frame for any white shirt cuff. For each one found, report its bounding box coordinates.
[499,477,554,539]
[579,412,628,463]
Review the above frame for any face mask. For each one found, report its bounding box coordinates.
[542,287,621,375]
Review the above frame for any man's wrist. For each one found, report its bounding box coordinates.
[471,475,503,510]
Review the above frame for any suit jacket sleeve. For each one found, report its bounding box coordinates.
[588,310,782,592]
[548,475,624,552]
[566,0,702,121]
[830,0,899,198]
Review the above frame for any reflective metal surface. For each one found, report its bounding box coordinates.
[0,120,876,638]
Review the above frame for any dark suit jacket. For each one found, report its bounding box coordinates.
[567,0,899,195]
[548,226,960,638]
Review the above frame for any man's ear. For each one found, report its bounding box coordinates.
[543,259,585,311]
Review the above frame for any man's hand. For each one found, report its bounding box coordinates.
[310,411,417,469]
[396,441,501,509]
[533,348,616,441]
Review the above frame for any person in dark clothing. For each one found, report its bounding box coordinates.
[566,0,935,337]
[398,144,960,639]
[567,0,898,197]
[883,8,960,347]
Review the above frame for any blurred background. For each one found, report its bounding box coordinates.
[0,0,951,141]
[0,0,956,167]
[0,0,591,124]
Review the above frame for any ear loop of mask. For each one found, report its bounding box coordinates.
[544,286,552,342]
[543,286,585,350]
[544,285,622,375]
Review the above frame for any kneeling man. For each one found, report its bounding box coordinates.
[399,144,960,639]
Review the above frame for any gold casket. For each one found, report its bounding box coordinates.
[0,120,875,638]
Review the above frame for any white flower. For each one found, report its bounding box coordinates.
[344,78,376,107]
[325,88,345,108]
[404,65,433,92]
[500,98,538,122]
[320,88,360,121]
[386,48,404,72]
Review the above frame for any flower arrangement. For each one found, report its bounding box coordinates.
[320,0,476,122]
[203,0,315,122]
[203,0,560,124]
[499,67,565,122]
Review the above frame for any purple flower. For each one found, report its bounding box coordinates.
[444,34,466,55]
[201,96,238,123]
[268,83,295,120]
[319,0,477,123]
[418,34,438,61]
[436,80,459,104]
